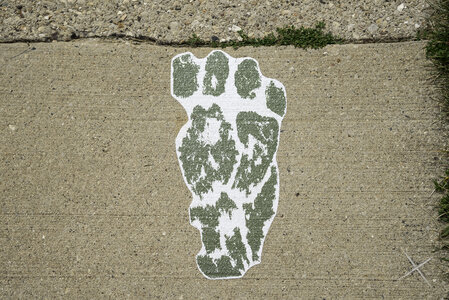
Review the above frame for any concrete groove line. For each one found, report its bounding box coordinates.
[0,215,436,223]
[0,35,420,46]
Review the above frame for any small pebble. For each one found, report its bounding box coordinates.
[169,21,180,32]
[231,25,241,32]
[332,21,340,30]
[367,23,378,34]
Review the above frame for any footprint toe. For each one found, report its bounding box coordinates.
[203,51,229,96]
[234,58,261,99]
[172,53,200,98]
[266,81,287,117]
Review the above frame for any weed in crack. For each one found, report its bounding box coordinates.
[183,22,343,50]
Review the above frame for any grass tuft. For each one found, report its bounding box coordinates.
[436,173,449,223]
[426,0,449,113]
[426,0,449,287]
[185,22,343,50]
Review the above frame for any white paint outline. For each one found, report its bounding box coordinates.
[171,50,287,280]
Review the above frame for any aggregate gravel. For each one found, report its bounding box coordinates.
[0,0,430,43]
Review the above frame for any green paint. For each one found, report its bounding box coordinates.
[216,192,237,218]
[201,227,221,253]
[178,104,238,197]
[234,59,261,99]
[197,255,242,278]
[203,51,229,96]
[225,228,249,270]
[243,166,277,261]
[196,228,247,278]
[190,192,237,254]
[266,81,286,117]
[190,205,220,228]
[189,193,236,227]
[172,54,200,98]
[233,111,279,194]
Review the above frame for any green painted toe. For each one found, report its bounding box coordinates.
[203,51,229,96]
[172,53,200,98]
[266,81,286,117]
[234,59,261,99]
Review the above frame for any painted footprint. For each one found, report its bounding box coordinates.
[171,50,286,279]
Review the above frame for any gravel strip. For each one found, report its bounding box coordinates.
[0,0,429,43]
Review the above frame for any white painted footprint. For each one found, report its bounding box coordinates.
[171,50,286,279]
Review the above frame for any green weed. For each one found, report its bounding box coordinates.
[426,0,449,287]
[426,0,449,113]
[185,22,343,50]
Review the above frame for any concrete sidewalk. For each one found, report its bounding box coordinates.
[0,40,448,298]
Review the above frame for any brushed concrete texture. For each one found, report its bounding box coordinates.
[0,41,448,298]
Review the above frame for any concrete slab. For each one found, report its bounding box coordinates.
[0,40,448,298]
[0,1,429,43]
